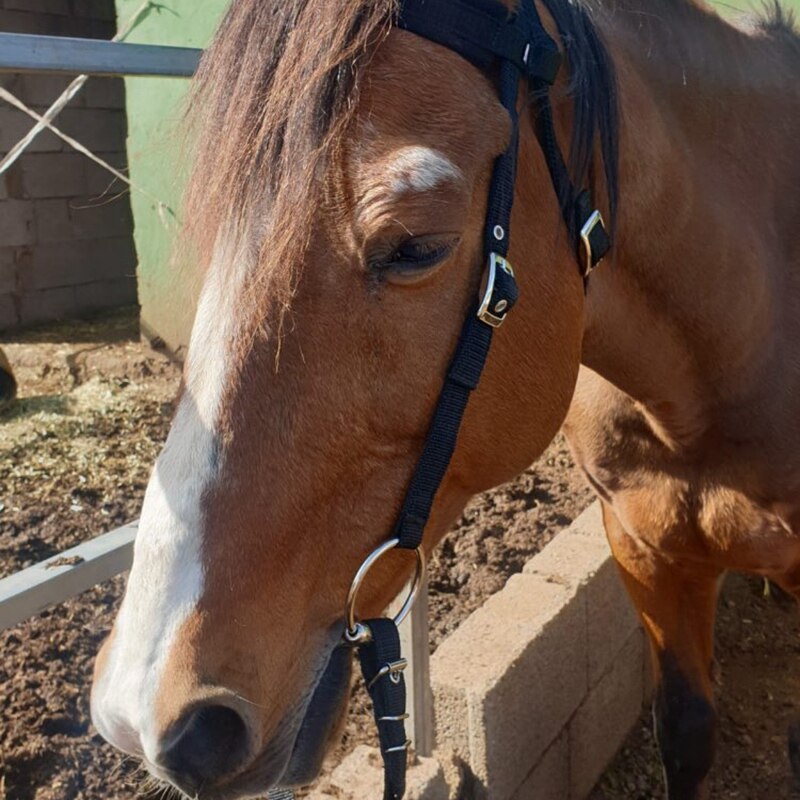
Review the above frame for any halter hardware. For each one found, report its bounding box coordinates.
[580,209,607,278]
[367,658,409,690]
[344,538,427,643]
[384,740,413,755]
[478,253,516,328]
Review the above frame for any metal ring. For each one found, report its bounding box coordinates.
[344,538,426,639]
[493,224,505,241]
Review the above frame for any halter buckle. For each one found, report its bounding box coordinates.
[478,253,516,328]
[579,209,606,278]
[367,658,408,689]
[343,538,427,644]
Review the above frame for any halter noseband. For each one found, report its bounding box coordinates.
[342,2,610,799]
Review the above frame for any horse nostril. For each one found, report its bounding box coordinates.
[159,704,250,789]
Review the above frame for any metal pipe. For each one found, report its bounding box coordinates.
[0,32,200,77]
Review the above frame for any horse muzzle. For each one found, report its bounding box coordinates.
[92,635,352,800]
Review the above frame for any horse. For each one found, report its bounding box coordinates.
[0,347,16,409]
[90,0,800,798]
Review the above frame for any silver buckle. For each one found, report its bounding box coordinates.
[579,209,605,278]
[477,253,515,328]
[367,658,408,689]
[384,740,412,755]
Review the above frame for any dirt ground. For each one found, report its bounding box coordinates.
[591,572,800,800]
[1,307,798,800]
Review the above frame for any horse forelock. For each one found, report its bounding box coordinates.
[180,0,625,316]
[181,0,398,316]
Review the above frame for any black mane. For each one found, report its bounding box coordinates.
[537,0,620,231]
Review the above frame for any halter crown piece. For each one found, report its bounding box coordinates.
[341,2,611,799]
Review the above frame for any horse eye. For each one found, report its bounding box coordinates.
[375,236,459,278]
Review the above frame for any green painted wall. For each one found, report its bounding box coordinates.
[115,0,228,355]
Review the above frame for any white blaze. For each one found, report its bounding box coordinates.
[386,146,463,195]
[92,236,251,761]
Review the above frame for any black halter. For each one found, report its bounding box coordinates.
[345,2,611,799]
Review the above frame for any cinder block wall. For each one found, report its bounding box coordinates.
[432,502,652,800]
[0,0,135,331]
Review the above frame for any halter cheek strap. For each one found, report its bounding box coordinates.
[391,0,610,554]
[345,2,612,799]
[397,0,562,83]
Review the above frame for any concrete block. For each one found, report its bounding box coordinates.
[83,77,125,110]
[510,732,569,800]
[3,160,23,199]
[70,196,132,240]
[569,630,646,799]
[20,75,82,108]
[0,106,62,153]
[58,108,127,153]
[93,235,137,276]
[18,240,92,290]
[4,0,71,15]
[0,10,40,34]
[583,560,640,688]
[0,292,19,331]
[433,682,471,761]
[34,199,72,243]
[566,501,604,538]
[18,285,77,326]
[73,0,117,21]
[432,573,587,800]
[522,506,609,586]
[5,9,114,37]
[72,17,116,39]
[524,503,640,688]
[0,199,35,246]
[19,236,136,291]
[74,277,137,311]
[312,745,449,800]
[84,152,128,197]
[0,247,16,295]
[18,153,86,198]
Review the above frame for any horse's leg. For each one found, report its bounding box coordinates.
[601,501,719,800]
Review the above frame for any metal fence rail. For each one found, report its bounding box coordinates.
[0,32,201,77]
[0,522,137,630]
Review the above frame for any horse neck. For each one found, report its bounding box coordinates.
[577,0,800,433]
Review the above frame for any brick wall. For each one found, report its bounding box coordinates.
[0,0,136,331]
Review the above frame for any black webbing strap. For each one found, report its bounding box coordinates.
[531,84,611,276]
[397,0,562,84]
[393,54,522,551]
[357,619,409,800]
[354,3,613,798]
[398,0,609,276]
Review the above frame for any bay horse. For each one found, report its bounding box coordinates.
[90,0,800,798]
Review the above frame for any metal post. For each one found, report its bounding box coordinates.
[397,574,434,757]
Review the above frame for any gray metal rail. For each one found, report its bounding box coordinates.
[0,32,201,77]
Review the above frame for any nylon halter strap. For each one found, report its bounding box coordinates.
[345,2,611,799]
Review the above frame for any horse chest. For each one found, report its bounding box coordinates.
[565,381,800,574]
